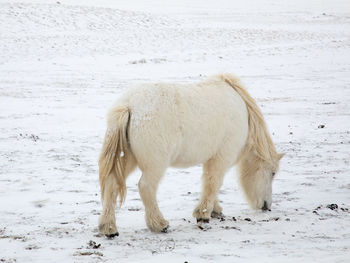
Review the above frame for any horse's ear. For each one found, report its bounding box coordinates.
[278,153,285,160]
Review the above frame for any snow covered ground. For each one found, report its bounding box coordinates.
[0,0,349,262]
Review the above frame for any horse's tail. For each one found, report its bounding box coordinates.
[219,73,276,163]
[99,104,130,206]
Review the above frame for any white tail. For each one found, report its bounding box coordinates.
[98,105,130,206]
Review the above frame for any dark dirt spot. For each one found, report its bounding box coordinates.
[318,124,325,129]
[244,218,251,222]
[261,217,280,222]
[321,102,336,105]
[315,205,322,210]
[88,240,101,249]
[326,204,338,210]
[75,251,103,256]
[197,224,211,231]
[221,226,241,231]
[313,205,322,214]
[25,245,40,250]
[0,235,27,242]
[127,207,141,211]
[313,204,348,215]
[0,258,17,263]
[19,133,39,142]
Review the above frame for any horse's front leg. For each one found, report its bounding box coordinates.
[211,198,224,218]
[193,158,228,222]
[138,171,169,232]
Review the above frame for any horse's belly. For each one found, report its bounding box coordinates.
[171,149,212,168]
[170,122,229,167]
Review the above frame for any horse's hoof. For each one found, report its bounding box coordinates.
[211,211,224,219]
[106,232,119,238]
[261,201,271,211]
[197,218,209,223]
[161,226,169,233]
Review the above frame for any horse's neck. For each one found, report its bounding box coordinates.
[247,122,276,165]
[238,148,263,177]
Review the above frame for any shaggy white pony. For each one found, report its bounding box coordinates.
[98,74,284,237]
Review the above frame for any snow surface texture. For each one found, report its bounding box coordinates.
[0,0,349,262]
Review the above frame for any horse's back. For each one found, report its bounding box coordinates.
[121,77,249,170]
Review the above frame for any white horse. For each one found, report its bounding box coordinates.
[98,74,284,237]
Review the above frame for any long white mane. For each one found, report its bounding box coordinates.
[217,74,278,165]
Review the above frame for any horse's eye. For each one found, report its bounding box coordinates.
[272,172,276,177]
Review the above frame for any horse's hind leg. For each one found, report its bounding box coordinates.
[99,171,119,237]
[193,158,228,222]
[138,168,169,232]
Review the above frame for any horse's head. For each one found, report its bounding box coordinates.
[239,152,284,211]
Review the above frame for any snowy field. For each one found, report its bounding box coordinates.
[1,0,350,262]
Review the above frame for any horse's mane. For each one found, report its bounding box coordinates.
[216,74,278,164]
